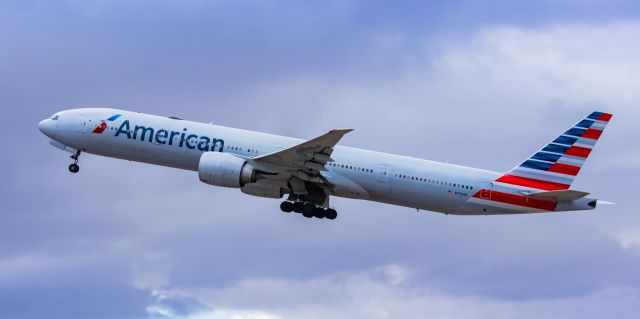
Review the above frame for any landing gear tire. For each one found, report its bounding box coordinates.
[313,207,325,219]
[68,163,80,173]
[284,200,337,220]
[293,202,304,213]
[325,209,337,220]
[280,201,293,213]
[302,203,315,218]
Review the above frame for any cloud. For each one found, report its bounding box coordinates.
[615,232,640,250]
[147,264,640,319]
[2,1,640,319]
[221,21,640,174]
[432,22,640,110]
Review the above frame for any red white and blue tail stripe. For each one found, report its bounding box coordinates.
[496,111,612,191]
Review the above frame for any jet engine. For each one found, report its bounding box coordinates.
[198,152,257,188]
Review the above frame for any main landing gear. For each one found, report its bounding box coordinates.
[280,201,338,220]
[68,149,81,173]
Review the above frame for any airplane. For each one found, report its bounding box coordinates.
[38,109,612,220]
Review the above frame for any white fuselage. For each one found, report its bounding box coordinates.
[38,108,596,215]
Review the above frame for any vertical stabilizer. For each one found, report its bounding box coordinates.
[496,111,612,190]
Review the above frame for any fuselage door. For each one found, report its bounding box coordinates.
[84,119,94,133]
[77,117,94,133]
[76,116,85,132]
[480,182,493,199]
[376,164,389,182]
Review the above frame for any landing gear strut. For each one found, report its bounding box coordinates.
[68,149,81,173]
[279,201,338,220]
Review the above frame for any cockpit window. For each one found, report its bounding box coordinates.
[51,115,59,120]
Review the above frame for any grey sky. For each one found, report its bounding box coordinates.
[1,1,640,318]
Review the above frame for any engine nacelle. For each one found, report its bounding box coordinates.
[198,152,256,188]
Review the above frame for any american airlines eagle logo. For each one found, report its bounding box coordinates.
[92,114,122,133]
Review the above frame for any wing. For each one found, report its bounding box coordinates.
[250,129,353,190]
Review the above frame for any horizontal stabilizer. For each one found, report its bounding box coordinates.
[526,190,590,201]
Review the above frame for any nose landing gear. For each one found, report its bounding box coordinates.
[68,163,79,173]
[68,150,81,173]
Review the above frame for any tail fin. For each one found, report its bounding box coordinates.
[496,111,612,190]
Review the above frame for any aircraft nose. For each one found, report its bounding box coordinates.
[38,119,46,132]
[38,119,56,137]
